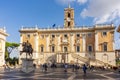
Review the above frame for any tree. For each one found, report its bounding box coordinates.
[5,42,19,64]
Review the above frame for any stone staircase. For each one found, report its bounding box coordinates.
[71,53,89,63]
[71,53,112,67]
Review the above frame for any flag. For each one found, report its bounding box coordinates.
[52,24,56,28]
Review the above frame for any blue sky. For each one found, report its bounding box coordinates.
[0,0,120,49]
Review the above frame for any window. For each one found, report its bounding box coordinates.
[64,47,67,52]
[76,34,80,38]
[52,46,55,52]
[68,12,71,18]
[64,34,68,38]
[68,22,70,27]
[102,32,107,36]
[103,43,107,51]
[41,46,44,52]
[76,46,80,52]
[88,33,92,37]
[52,35,55,38]
[41,35,44,39]
[88,45,92,52]
[26,34,30,38]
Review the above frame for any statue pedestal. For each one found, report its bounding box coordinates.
[21,58,35,73]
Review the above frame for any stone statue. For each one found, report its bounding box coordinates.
[20,40,33,58]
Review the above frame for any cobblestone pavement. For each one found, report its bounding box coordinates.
[0,68,120,80]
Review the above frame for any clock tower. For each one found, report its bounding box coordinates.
[64,4,74,28]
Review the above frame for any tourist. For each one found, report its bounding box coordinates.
[82,64,87,75]
[64,64,68,72]
[72,64,75,71]
[75,64,78,72]
[44,63,48,72]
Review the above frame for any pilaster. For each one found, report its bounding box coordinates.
[70,33,74,52]
[95,32,98,51]
[46,35,49,52]
[34,33,39,58]
[82,34,86,52]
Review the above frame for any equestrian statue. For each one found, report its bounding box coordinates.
[20,40,33,59]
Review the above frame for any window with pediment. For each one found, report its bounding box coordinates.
[102,32,107,36]
[40,46,44,52]
[88,45,92,52]
[76,46,80,52]
[51,46,55,52]
[103,42,107,51]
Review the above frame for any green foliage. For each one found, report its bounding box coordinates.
[5,42,19,64]
[6,42,19,48]
[116,60,120,64]
[8,57,19,66]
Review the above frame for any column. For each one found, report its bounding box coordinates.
[34,33,39,59]
[2,39,5,65]
[20,34,23,51]
[82,34,86,52]
[19,34,23,64]
[46,35,49,52]
[70,33,74,52]
[57,54,59,63]
[95,32,98,51]
[57,34,60,52]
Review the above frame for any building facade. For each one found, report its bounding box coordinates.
[19,6,116,66]
[0,27,8,67]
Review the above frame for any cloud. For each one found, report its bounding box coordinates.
[77,0,87,4]
[56,0,75,5]
[80,0,120,24]
[56,0,87,5]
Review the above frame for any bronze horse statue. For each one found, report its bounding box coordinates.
[20,41,33,58]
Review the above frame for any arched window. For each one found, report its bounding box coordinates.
[68,22,70,27]
[68,12,71,18]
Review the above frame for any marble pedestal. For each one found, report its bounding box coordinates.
[21,58,35,73]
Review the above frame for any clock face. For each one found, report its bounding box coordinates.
[67,18,71,21]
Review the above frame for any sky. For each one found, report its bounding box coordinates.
[0,0,120,49]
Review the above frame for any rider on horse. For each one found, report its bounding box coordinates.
[20,40,33,58]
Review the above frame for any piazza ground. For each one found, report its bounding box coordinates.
[0,67,120,80]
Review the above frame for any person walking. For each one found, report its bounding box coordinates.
[64,64,68,72]
[82,64,87,75]
[72,64,75,72]
[44,63,48,72]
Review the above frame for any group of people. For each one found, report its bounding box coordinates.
[40,63,88,75]
[64,64,87,74]
[72,64,80,72]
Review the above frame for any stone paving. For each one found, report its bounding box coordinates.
[0,68,120,80]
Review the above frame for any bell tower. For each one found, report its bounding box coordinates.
[64,4,74,28]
